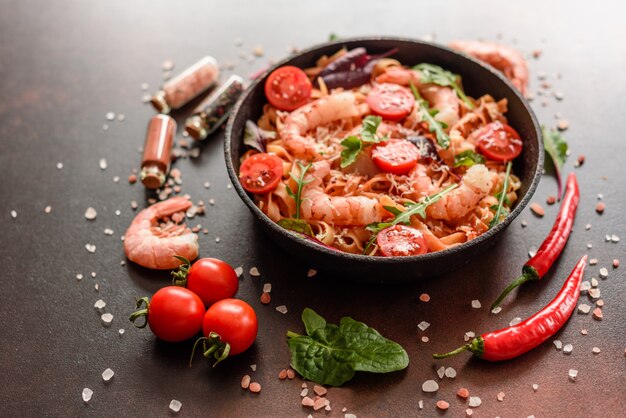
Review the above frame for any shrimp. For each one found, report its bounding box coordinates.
[300,186,386,226]
[278,91,368,160]
[376,67,460,127]
[427,164,494,221]
[449,40,529,97]
[123,197,199,270]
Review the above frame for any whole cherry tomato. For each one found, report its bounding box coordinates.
[172,257,239,307]
[130,286,205,342]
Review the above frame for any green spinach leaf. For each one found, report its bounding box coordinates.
[542,126,568,200]
[287,308,409,386]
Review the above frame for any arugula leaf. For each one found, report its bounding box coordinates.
[340,136,363,168]
[414,63,474,109]
[542,126,569,200]
[453,150,486,167]
[340,116,385,168]
[363,184,457,254]
[243,120,275,153]
[489,161,513,229]
[286,308,409,386]
[409,82,450,149]
[285,162,313,219]
[277,218,314,237]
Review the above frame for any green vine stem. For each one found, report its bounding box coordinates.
[129,297,150,328]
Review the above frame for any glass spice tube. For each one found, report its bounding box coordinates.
[151,56,220,114]
[140,115,176,189]
[185,75,244,140]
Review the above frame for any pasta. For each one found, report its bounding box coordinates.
[239,49,522,256]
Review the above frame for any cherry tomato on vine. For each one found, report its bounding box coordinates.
[377,225,428,257]
[264,66,312,111]
[172,257,239,307]
[203,299,258,356]
[474,121,523,161]
[129,286,205,342]
[371,139,420,175]
[239,153,284,194]
[367,83,415,121]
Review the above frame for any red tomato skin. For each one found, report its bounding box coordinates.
[203,299,258,355]
[377,225,428,257]
[371,139,420,175]
[367,83,415,121]
[187,258,239,307]
[264,66,312,111]
[239,153,284,194]
[147,287,205,342]
[475,121,523,161]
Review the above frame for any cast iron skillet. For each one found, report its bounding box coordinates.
[225,37,543,283]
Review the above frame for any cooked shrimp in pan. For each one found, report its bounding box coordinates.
[123,197,199,269]
[239,47,523,256]
[449,40,529,96]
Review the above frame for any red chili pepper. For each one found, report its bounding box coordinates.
[491,172,580,309]
[434,255,586,361]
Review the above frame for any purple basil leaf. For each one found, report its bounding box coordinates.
[243,119,275,153]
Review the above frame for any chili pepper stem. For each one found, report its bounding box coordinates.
[433,344,470,359]
[491,272,538,310]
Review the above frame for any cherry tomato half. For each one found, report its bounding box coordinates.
[239,153,284,194]
[186,258,239,307]
[203,299,258,356]
[264,66,312,111]
[377,225,428,257]
[371,139,420,175]
[474,121,523,161]
[147,286,205,342]
[367,83,415,121]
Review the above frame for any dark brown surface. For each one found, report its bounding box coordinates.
[0,1,624,417]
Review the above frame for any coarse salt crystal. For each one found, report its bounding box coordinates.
[468,396,482,407]
[10,210,17,219]
[578,303,590,314]
[437,366,445,379]
[568,369,578,380]
[249,267,260,277]
[421,336,429,343]
[419,293,430,302]
[491,306,502,314]
[169,400,182,413]
[611,234,620,243]
[497,392,505,401]
[104,228,114,235]
[585,224,591,230]
[300,388,308,397]
[76,274,83,280]
[94,299,106,311]
[82,388,93,403]
[588,288,601,299]
[276,305,288,314]
[464,331,475,342]
[99,158,107,170]
[553,340,562,350]
[115,210,121,216]
[250,364,257,371]
[44,206,51,213]
[589,258,598,265]
[263,283,272,293]
[84,207,97,220]
[445,367,456,378]
[91,271,97,278]
[528,248,537,258]
[599,268,608,279]
[509,317,522,326]
[56,162,63,169]
[313,385,327,396]
[466,409,473,416]
[563,344,573,354]
[234,266,243,277]
[418,400,423,409]
[532,383,539,391]
[591,278,598,287]
[417,321,430,331]
[592,347,601,354]
[85,244,96,253]
[118,328,125,335]
[581,281,591,292]
[101,313,113,326]
[105,112,115,121]
[421,380,439,393]
[345,414,357,418]
[471,299,481,309]
[307,268,317,278]
[102,368,114,382]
